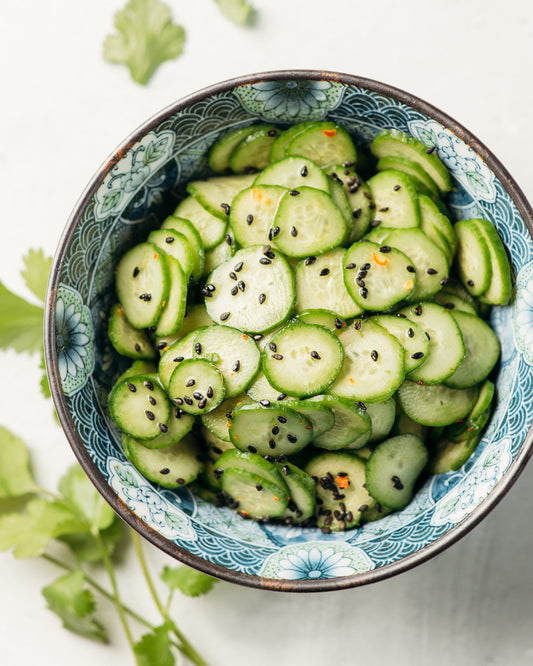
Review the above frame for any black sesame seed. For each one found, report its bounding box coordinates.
[272,226,280,237]
[268,439,277,449]
[145,410,155,420]
[127,382,136,392]
[267,129,278,137]
[321,526,331,534]
[356,278,366,288]
[224,233,232,245]
[231,285,238,296]
[415,304,423,316]
[289,190,300,196]
[361,263,371,270]
[407,327,415,338]
[278,416,287,423]
[173,356,184,363]
[259,257,272,265]
[345,262,356,269]
[246,214,254,225]
[173,397,183,406]
[256,484,263,491]
[147,395,156,405]
[300,165,308,177]
[234,261,244,272]
[160,468,170,475]
[282,465,291,476]
[236,281,245,292]
[144,380,154,390]
[220,312,231,321]
[411,352,425,359]
[253,334,263,341]
[396,313,407,319]
[426,267,438,275]
[445,302,455,310]
[335,318,344,329]
[353,208,362,218]
[360,287,368,299]
[305,256,316,266]
[174,408,182,418]
[287,434,297,443]
[183,396,193,406]
[134,343,141,352]
[379,245,391,253]
[371,349,379,362]
[440,277,449,286]
[272,353,283,360]
[132,266,140,277]
[354,320,362,330]
[290,226,298,237]
[195,343,202,354]
[426,146,436,154]
[277,393,287,401]
[426,332,431,340]
[310,350,321,360]
[206,283,216,292]
[467,279,475,287]
[357,401,367,410]
[198,398,207,409]
[193,391,203,400]
[268,228,273,241]
[248,445,257,453]
[406,265,416,273]
[393,184,401,191]
[212,446,222,455]
[319,268,330,276]
[139,293,152,301]
[357,504,368,512]
[268,342,277,352]
[331,172,343,185]
[158,423,168,433]
[221,203,231,215]
[349,183,360,194]
[232,360,240,372]
[186,379,195,387]
[265,250,276,259]
[229,271,237,281]
[260,399,271,407]
[258,293,266,304]
[358,270,368,279]
[272,426,280,435]
[391,475,404,490]
[176,478,185,485]
[370,219,381,227]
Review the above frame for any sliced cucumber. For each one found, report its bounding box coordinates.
[127,402,195,450]
[372,314,429,374]
[117,360,157,383]
[201,393,253,442]
[262,322,344,398]
[370,129,452,194]
[328,320,405,403]
[396,380,479,427]
[115,242,170,329]
[328,177,352,229]
[305,452,375,531]
[201,425,236,461]
[186,173,256,221]
[204,245,295,334]
[147,228,195,280]
[229,125,278,173]
[473,218,513,305]
[365,434,428,510]
[294,248,363,319]
[394,411,429,441]
[220,468,289,518]
[343,241,417,310]
[445,379,494,442]
[253,156,330,193]
[216,449,289,490]
[123,433,203,489]
[245,371,300,404]
[193,324,260,397]
[326,165,373,242]
[308,395,371,450]
[153,257,187,337]
[273,186,348,257]
[286,122,357,167]
[108,303,156,360]
[367,170,420,229]
[419,194,456,256]
[293,400,335,439]
[365,398,397,443]
[454,220,492,297]
[229,185,286,247]
[168,358,225,415]
[202,231,236,278]
[276,462,316,524]
[399,302,465,385]
[174,196,227,250]
[429,435,482,474]
[376,155,440,198]
[270,122,316,162]
[228,403,313,457]
[433,291,477,315]
[159,217,205,281]
[109,374,171,440]
[295,308,342,331]
[209,125,271,172]
[157,329,203,390]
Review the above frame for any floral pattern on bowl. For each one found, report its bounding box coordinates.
[46,72,533,590]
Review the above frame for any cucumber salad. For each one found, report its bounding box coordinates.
[107,121,512,533]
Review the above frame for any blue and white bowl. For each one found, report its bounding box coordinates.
[45,71,533,591]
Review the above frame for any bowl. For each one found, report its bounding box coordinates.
[45,70,533,591]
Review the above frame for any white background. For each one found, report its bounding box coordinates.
[1,1,533,664]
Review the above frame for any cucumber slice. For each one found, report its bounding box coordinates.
[365,398,397,443]
[216,449,289,490]
[343,241,417,310]
[201,393,253,442]
[295,308,344,332]
[365,434,428,510]
[204,245,295,334]
[396,380,479,427]
[367,170,420,229]
[376,155,440,198]
[305,452,375,531]
[109,374,171,440]
[174,196,227,250]
[262,322,344,398]
[445,379,494,442]
[117,360,157,383]
[228,403,313,457]
[328,178,352,229]
[308,394,371,450]
[273,186,348,257]
[386,228,449,301]
[472,218,513,305]
[220,468,289,518]
[419,194,456,255]
[193,324,261,397]
[293,400,335,439]
[363,225,395,244]
[270,122,317,162]
[370,129,452,194]
[276,462,316,524]
[433,291,477,315]
[108,303,156,360]
[159,217,205,281]
[454,220,492,297]
[245,371,300,404]
[286,122,357,167]
[294,248,363,319]
[429,435,482,474]
[147,229,195,280]
[371,314,429,374]
[158,329,203,390]
[130,402,195,450]
[399,302,465,384]
[186,173,256,221]
[166,303,213,342]
[200,459,223,492]
[201,425,236,461]
[229,185,286,247]
[229,125,278,173]
[327,320,405,403]
[326,165,373,242]
[168,358,225,415]
[393,411,429,441]
[443,311,500,389]
[209,125,272,172]
[153,257,187,337]
[115,242,170,329]
[122,433,203,489]
[202,231,236,278]
[253,156,330,193]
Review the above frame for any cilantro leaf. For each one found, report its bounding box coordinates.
[134,625,175,666]
[0,280,44,354]
[103,0,186,85]
[160,565,218,597]
[21,248,53,304]
[0,498,83,558]
[42,571,108,643]
[213,0,254,25]
[0,426,38,498]
[60,518,125,563]
[58,465,115,533]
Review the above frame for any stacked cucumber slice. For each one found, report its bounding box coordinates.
[107,121,513,533]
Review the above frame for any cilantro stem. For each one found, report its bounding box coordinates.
[132,532,208,666]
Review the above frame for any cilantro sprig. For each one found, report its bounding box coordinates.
[0,256,216,665]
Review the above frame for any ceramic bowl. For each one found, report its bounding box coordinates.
[45,70,533,591]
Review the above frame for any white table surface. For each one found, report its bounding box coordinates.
[2,1,533,664]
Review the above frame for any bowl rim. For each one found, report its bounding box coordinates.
[45,69,533,593]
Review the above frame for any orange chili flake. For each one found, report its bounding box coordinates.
[273,496,279,502]
[227,421,232,428]
[252,188,263,202]
[161,300,166,307]
[236,401,243,406]
[417,381,425,385]
[117,307,123,316]
[349,378,354,383]
[305,425,312,430]
[322,129,337,138]
[404,280,414,290]
[153,253,159,260]
[164,346,169,352]
[336,475,350,489]
[372,251,389,266]
[242,333,248,340]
